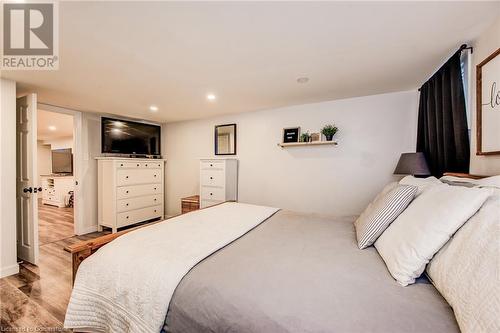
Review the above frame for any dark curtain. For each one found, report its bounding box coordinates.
[416,52,470,177]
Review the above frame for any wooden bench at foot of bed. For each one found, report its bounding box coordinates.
[64,201,231,283]
[64,222,159,283]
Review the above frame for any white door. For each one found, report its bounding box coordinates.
[16,94,39,265]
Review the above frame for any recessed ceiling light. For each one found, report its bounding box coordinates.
[297,77,309,84]
[149,105,159,112]
[206,94,216,101]
[48,126,56,131]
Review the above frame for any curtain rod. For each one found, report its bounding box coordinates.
[417,44,473,92]
[458,43,473,54]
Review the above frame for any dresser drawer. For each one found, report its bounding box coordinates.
[117,194,162,213]
[200,160,225,171]
[201,186,225,201]
[116,169,162,186]
[116,205,162,228]
[200,170,225,187]
[117,161,163,169]
[117,183,162,199]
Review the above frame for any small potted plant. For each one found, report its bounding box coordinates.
[321,124,338,141]
[300,132,311,143]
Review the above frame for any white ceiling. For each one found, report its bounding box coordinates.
[37,109,73,141]
[4,1,500,123]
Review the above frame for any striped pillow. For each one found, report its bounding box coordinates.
[355,184,417,249]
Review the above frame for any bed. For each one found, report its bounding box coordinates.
[64,203,462,333]
[64,173,498,333]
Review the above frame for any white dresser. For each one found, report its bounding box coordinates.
[41,175,74,207]
[97,157,166,233]
[199,159,238,208]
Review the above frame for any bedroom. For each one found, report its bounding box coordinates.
[0,1,499,332]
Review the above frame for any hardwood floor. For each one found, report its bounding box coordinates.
[0,231,108,331]
[0,203,159,331]
[38,200,75,245]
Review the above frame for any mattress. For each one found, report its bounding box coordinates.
[164,210,459,332]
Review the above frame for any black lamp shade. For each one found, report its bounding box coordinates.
[394,152,431,176]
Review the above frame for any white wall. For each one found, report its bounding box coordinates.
[78,113,101,234]
[165,90,419,216]
[43,137,74,150]
[37,141,52,184]
[470,16,500,175]
[0,79,18,278]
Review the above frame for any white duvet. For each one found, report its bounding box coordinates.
[64,202,279,333]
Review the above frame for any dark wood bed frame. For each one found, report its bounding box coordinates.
[64,173,487,282]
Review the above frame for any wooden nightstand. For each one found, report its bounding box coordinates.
[181,195,200,214]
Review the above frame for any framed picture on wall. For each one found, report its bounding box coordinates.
[477,47,500,155]
[282,127,300,143]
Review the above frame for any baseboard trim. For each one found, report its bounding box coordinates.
[76,225,98,236]
[0,263,19,278]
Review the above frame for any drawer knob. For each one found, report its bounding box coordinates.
[158,164,160,167]
[210,176,213,180]
[137,164,140,167]
[145,164,148,167]
[154,198,157,201]
[126,176,129,179]
[210,193,213,196]
[120,164,123,166]
[126,216,129,219]
[126,190,129,193]
[126,203,129,206]
[154,175,157,177]
[154,210,157,213]
[210,164,213,167]
[154,187,157,190]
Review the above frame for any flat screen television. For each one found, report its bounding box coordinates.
[101,117,161,156]
[52,149,73,174]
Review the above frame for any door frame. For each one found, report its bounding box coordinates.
[37,103,84,235]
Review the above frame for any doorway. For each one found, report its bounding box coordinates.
[37,109,75,245]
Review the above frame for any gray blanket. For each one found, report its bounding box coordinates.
[165,210,459,333]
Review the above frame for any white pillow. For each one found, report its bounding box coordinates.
[476,175,500,189]
[372,182,399,202]
[427,194,500,333]
[355,184,417,249]
[439,175,477,188]
[374,184,492,286]
[399,175,441,196]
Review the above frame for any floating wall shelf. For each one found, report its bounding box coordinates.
[278,141,338,148]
